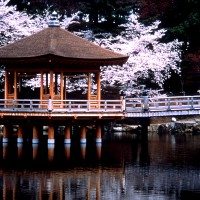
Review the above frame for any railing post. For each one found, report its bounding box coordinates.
[12,99,16,110]
[104,101,107,111]
[69,101,71,112]
[30,100,33,110]
[142,96,149,112]
[167,98,171,111]
[190,97,194,109]
[122,98,126,111]
[87,100,90,111]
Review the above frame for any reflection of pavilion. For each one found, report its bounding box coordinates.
[0,13,128,145]
[0,168,125,200]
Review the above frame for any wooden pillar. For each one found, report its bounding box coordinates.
[17,125,23,143]
[2,125,11,143]
[14,71,17,99]
[60,72,64,101]
[64,126,71,144]
[50,71,54,98]
[80,126,87,144]
[45,72,48,94]
[40,72,44,101]
[4,71,8,99]
[87,73,91,100]
[96,72,101,101]
[55,73,58,94]
[96,123,102,143]
[32,125,40,144]
[48,125,55,161]
[48,125,55,144]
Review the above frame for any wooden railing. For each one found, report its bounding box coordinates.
[0,99,124,113]
[126,95,200,112]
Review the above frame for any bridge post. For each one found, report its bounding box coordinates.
[142,95,149,112]
[140,118,150,141]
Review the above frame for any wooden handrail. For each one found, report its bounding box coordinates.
[126,95,200,112]
[0,99,124,113]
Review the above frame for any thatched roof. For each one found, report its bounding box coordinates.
[0,27,128,67]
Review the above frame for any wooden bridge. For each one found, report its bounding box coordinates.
[0,95,200,119]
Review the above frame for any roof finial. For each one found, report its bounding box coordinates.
[48,11,60,27]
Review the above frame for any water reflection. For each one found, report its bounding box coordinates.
[0,133,199,200]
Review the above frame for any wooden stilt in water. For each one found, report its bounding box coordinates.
[48,125,55,144]
[32,125,40,144]
[96,123,102,143]
[48,125,55,161]
[2,125,12,143]
[17,125,23,143]
[64,126,71,144]
[80,126,87,144]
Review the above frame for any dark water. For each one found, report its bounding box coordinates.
[0,131,199,200]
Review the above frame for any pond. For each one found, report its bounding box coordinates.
[0,130,199,200]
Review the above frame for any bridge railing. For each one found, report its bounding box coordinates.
[0,99,124,113]
[126,95,200,112]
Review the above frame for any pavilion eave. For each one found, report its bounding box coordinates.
[0,54,128,71]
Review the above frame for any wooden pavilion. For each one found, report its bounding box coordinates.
[0,15,128,105]
[0,13,128,145]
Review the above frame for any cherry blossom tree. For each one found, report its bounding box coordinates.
[0,1,183,96]
[93,13,183,96]
[0,0,74,46]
